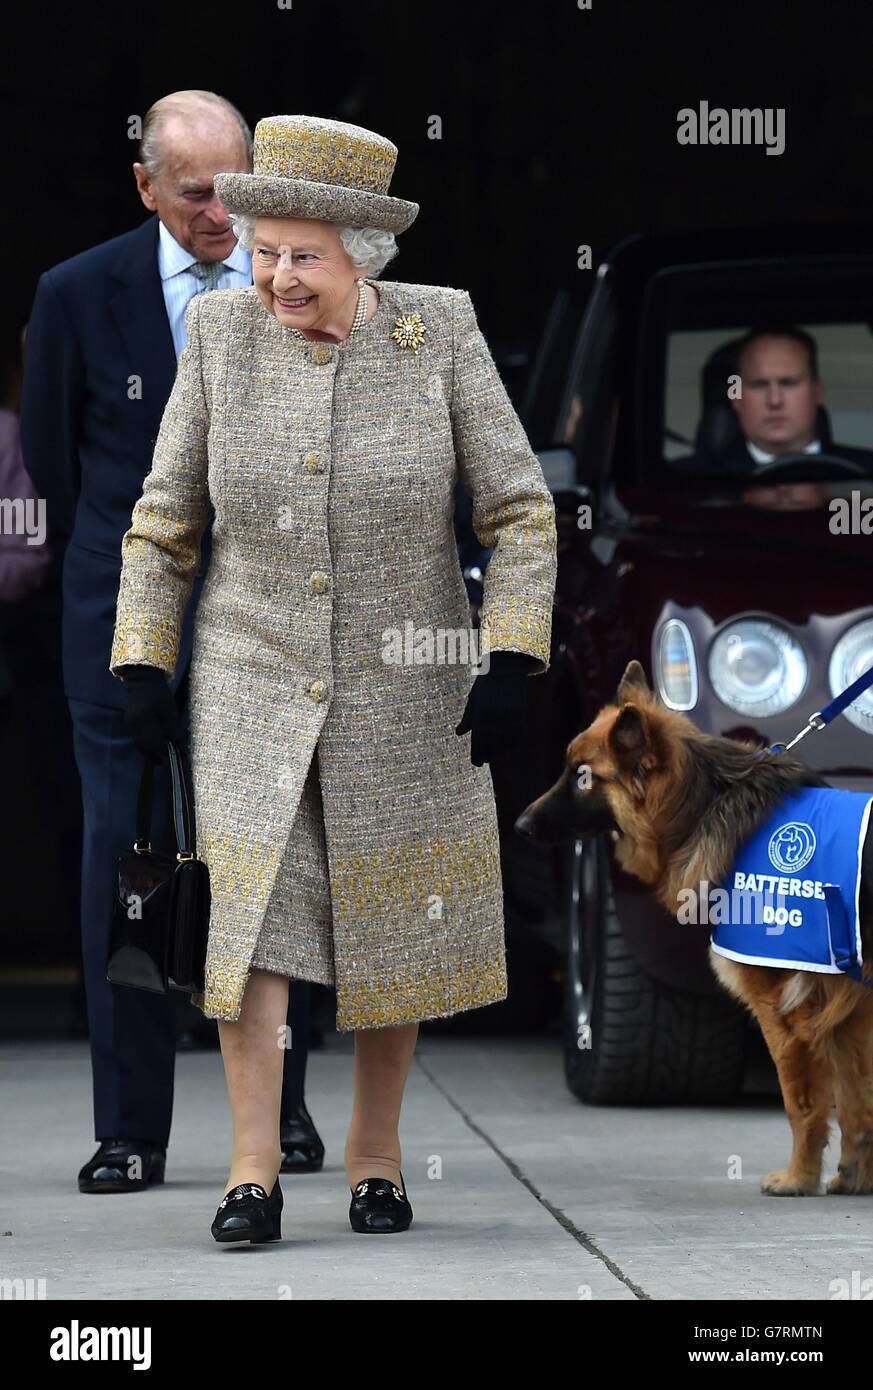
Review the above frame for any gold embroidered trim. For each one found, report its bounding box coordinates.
[479,604,552,669]
[254,118,397,194]
[335,956,508,1032]
[199,831,283,906]
[474,493,557,550]
[192,956,509,1031]
[191,829,506,1026]
[330,832,502,918]
[109,612,181,676]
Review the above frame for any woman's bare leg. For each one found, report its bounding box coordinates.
[344,1022,419,1191]
[217,968,290,1194]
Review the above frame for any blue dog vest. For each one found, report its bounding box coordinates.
[709,786,872,978]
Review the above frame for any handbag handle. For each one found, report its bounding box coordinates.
[133,741,198,861]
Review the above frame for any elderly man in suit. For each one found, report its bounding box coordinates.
[20,89,324,1193]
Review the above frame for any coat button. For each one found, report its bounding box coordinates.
[308,679,327,702]
[304,451,323,473]
[308,571,330,594]
[310,344,332,365]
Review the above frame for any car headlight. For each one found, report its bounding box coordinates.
[657,619,698,710]
[708,619,807,717]
[829,619,873,736]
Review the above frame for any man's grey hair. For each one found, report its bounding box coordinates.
[229,212,399,277]
[139,90,252,180]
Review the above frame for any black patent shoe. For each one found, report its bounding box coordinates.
[280,1102,325,1173]
[211,1179,283,1245]
[78,1139,166,1194]
[349,1172,413,1234]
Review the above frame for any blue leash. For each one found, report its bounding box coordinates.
[753,662,873,985]
[761,662,873,757]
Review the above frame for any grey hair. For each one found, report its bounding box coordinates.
[229,212,399,278]
[139,91,252,181]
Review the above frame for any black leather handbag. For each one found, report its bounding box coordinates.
[107,740,210,995]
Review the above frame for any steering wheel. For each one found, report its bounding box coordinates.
[750,451,869,481]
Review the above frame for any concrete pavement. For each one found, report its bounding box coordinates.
[2,1034,872,1300]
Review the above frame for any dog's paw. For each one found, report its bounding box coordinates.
[761,1168,821,1196]
[827,1168,873,1195]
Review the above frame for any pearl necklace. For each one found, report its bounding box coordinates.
[287,278,370,344]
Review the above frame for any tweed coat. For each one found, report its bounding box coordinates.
[109,278,557,1030]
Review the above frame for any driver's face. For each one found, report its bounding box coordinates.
[731,337,823,456]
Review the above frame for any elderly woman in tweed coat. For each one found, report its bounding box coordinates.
[110,115,556,1242]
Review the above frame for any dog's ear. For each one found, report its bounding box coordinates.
[616,660,651,705]
[610,703,649,763]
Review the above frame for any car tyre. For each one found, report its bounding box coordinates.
[563,836,748,1104]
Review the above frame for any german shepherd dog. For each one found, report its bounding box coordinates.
[515,659,873,1196]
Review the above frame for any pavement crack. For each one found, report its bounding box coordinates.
[415,1053,651,1300]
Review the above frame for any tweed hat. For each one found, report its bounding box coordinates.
[213,115,419,236]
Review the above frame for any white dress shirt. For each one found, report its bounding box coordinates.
[747,438,822,465]
[157,220,251,357]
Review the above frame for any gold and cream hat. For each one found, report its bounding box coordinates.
[214,114,419,235]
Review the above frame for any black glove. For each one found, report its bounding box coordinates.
[455,650,536,767]
[120,664,187,765]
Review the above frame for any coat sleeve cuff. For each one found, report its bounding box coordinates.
[479,609,551,674]
[109,613,181,679]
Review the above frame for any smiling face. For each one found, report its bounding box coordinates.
[731,336,823,455]
[251,217,366,334]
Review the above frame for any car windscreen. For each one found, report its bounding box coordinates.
[634,257,873,494]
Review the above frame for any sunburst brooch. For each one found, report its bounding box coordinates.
[391,312,426,353]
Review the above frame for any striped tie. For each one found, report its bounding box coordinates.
[189,261,225,292]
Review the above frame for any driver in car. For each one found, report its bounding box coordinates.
[678,324,873,509]
[728,325,873,472]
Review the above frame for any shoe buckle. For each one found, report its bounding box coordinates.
[353,1179,405,1202]
[218,1183,268,1210]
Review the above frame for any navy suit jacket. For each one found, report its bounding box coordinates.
[20,215,214,709]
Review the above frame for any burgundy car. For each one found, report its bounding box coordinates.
[500,227,873,1104]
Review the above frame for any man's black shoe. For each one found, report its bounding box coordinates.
[77,1138,167,1193]
[280,1103,325,1173]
